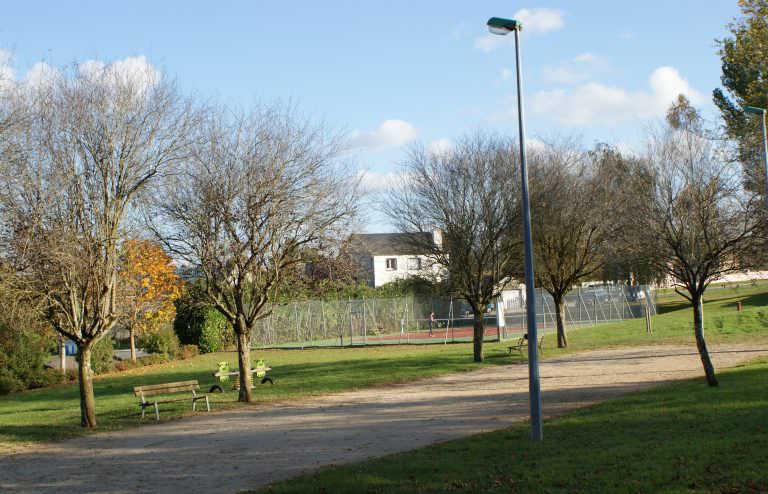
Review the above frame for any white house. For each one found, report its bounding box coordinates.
[350,232,442,287]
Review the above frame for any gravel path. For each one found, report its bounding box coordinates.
[1,343,766,494]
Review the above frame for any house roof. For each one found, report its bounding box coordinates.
[351,232,433,256]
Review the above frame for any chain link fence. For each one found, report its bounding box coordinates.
[252,285,656,348]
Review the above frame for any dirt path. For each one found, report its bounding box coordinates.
[1,343,766,494]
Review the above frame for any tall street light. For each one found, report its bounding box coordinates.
[487,16,543,441]
[744,105,768,197]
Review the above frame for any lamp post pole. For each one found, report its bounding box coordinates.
[759,111,767,197]
[487,16,543,441]
[744,105,768,197]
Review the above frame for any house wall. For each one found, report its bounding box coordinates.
[372,254,432,287]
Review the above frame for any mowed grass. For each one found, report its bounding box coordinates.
[252,357,768,494]
[0,343,513,448]
[544,283,768,354]
[1,282,767,449]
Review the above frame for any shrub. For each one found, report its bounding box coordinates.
[175,301,232,353]
[178,344,199,360]
[0,371,23,395]
[0,321,56,386]
[139,325,180,358]
[64,369,78,382]
[25,368,66,389]
[88,336,116,375]
[113,360,136,372]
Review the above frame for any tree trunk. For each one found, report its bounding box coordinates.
[235,320,253,402]
[78,345,97,428]
[129,326,137,364]
[472,307,485,363]
[59,335,67,374]
[692,293,718,387]
[554,294,568,348]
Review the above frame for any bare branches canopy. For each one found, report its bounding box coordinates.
[527,137,615,348]
[387,132,522,362]
[0,60,195,427]
[614,98,765,386]
[151,103,359,401]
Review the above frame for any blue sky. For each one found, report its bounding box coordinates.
[1,1,741,230]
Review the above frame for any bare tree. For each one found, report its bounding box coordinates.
[618,97,764,387]
[151,103,359,402]
[388,132,521,362]
[526,139,613,348]
[0,60,194,427]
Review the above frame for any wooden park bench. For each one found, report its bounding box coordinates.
[133,380,210,421]
[508,334,544,361]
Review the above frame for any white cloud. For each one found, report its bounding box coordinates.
[358,170,408,192]
[574,52,600,64]
[79,56,160,93]
[614,141,640,158]
[427,138,452,154]
[531,66,706,126]
[350,119,420,149]
[15,56,160,96]
[542,53,608,84]
[77,59,106,80]
[0,49,11,67]
[542,65,589,84]
[500,68,514,81]
[525,137,547,152]
[0,49,15,90]
[24,62,60,90]
[108,55,159,89]
[515,8,566,34]
[475,8,565,52]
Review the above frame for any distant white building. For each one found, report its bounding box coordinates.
[350,232,442,287]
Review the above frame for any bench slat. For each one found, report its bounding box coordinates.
[133,380,200,397]
[134,380,199,392]
[136,385,200,397]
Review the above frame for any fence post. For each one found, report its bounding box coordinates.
[645,304,653,334]
[348,297,353,346]
[296,303,303,349]
[496,297,503,342]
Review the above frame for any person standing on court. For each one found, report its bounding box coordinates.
[429,311,436,337]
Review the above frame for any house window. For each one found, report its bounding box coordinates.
[408,257,423,270]
[385,258,397,270]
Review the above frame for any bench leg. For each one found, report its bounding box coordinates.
[141,405,146,420]
[192,399,196,412]
[154,402,160,421]
[205,396,210,412]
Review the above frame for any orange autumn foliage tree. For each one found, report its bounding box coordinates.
[118,240,182,362]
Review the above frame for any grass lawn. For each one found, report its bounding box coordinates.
[1,282,767,449]
[252,357,768,494]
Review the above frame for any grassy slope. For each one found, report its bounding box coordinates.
[1,283,767,448]
[254,358,768,494]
